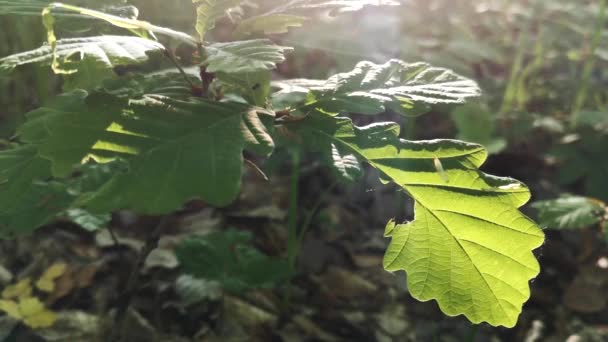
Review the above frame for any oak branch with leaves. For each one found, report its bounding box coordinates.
[0,0,543,328]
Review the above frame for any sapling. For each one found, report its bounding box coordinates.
[0,0,544,328]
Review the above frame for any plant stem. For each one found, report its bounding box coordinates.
[295,181,338,255]
[111,215,172,341]
[500,11,533,114]
[571,0,607,128]
[164,48,196,89]
[287,148,301,272]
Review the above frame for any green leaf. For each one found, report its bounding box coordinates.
[193,0,243,41]
[175,229,291,293]
[0,36,165,86]
[0,0,134,16]
[532,196,606,230]
[204,39,292,73]
[234,14,307,37]
[18,90,129,177]
[63,208,109,231]
[284,113,544,327]
[274,60,480,116]
[0,147,122,236]
[451,103,506,154]
[217,71,271,107]
[234,0,399,36]
[17,87,275,213]
[552,132,608,202]
[44,3,197,46]
[0,146,64,237]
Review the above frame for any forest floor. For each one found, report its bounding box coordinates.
[0,161,607,342]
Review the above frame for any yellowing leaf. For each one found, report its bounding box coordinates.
[18,297,57,329]
[2,278,32,299]
[24,310,57,329]
[36,263,68,293]
[0,297,57,328]
[18,297,45,317]
[0,299,22,319]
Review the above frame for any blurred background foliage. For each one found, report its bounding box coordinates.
[1,0,607,231]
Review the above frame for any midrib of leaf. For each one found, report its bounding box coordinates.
[422,205,510,321]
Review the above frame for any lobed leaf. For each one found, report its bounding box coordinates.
[273,59,480,115]
[204,39,292,73]
[0,36,165,88]
[282,113,544,327]
[234,0,399,36]
[16,82,275,214]
[193,0,244,41]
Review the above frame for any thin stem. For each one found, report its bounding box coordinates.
[295,181,338,252]
[245,158,269,181]
[112,215,172,341]
[571,0,607,128]
[164,48,196,89]
[287,148,301,272]
[500,10,534,114]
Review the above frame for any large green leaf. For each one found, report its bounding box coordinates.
[532,196,606,230]
[193,0,243,41]
[0,36,165,88]
[234,0,399,36]
[0,0,135,16]
[0,146,61,237]
[44,3,197,46]
[273,60,480,115]
[204,39,292,73]
[216,71,272,107]
[175,229,291,293]
[283,113,544,327]
[17,85,274,213]
[0,147,116,236]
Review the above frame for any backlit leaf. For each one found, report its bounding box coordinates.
[274,60,480,115]
[234,0,399,35]
[204,40,292,73]
[283,113,544,327]
[193,0,243,41]
[0,36,165,88]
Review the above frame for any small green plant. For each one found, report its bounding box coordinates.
[0,0,544,328]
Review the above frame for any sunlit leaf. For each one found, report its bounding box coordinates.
[0,35,165,87]
[283,113,544,327]
[234,14,307,37]
[204,39,292,73]
[274,60,480,115]
[234,0,399,35]
[45,2,197,46]
[193,0,243,41]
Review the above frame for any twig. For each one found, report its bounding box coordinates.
[245,158,269,181]
[111,215,173,341]
[106,225,120,247]
[163,48,196,89]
